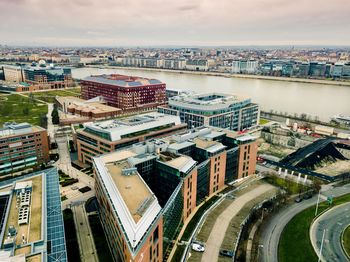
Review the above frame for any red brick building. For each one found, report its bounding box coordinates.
[81,74,167,113]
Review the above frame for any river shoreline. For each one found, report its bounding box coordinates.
[83,65,350,87]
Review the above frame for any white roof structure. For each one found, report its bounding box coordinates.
[93,151,161,252]
[83,112,182,141]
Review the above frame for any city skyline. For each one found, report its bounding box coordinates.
[1,0,350,47]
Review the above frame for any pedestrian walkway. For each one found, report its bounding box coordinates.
[201,184,275,262]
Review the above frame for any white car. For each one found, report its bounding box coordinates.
[191,243,205,252]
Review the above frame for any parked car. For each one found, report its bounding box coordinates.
[191,243,205,252]
[294,197,303,203]
[303,193,312,200]
[219,249,234,258]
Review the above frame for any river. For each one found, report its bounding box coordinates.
[71,67,350,122]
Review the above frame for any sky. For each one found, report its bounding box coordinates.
[1,0,350,47]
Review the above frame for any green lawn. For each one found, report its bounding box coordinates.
[259,118,270,125]
[343,225,350,258]
[0,94,48,127]
[279,193,350,262]
[29,88,81,103]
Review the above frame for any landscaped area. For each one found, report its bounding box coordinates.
[25,87,81,103]
[88,213,113,261]
[0,94,48,126]
[63,209,81,262]
[278,193,350,262]
[343,225,350,258]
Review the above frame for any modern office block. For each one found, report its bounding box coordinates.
[0,123,49,174]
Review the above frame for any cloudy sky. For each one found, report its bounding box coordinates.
[1,0,349,46]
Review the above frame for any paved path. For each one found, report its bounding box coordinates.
[260,182,350,262]
[72,203,98,262]
[201,184,274,262]
[310,202,350,262]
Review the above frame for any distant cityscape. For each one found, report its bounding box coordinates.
[1,46,350,83]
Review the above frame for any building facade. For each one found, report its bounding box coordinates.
[92,126,258,261]
[76,112,187,164]
[2,65,24,83]
[81,74,167,113]
[0,123,49,174]
[23,65,74,89]
[158,93,259,131]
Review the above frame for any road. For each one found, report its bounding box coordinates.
[259,183,350,262]
[310,202,350,262]
[72,203,98,262]
[201,184,274,262]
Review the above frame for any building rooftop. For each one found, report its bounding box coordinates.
[158,153,197,174]
[169,92,251,112]
[81,112,182,141]
[0,123,44,138]
[0,168,67,262]
[82,74,164,88]
[94,151,161,250]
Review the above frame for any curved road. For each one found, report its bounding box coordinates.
[310,202,350,262]
[259,183,350,262]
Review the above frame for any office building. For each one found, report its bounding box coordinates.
[0,168,67,262]
[94,151,163,262]
[92,126,257,261]
[76,112,187,164]
[2,65,24,83]
[55,96,121,125]
[23,64,74,89]
[158,93,259,131]
[81,74,167,113]
[0,123,49,175]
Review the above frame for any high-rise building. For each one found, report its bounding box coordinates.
[76,112,187,164]
[0,168,67,262]
[92,126,258,261]
[158,93,259,131]
[0,123,49,175]
[81,74,167,113]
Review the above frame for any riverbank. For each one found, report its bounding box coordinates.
[84,64,350,87]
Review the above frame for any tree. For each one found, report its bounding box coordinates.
[22,107,30,115]
[51,108,60,125]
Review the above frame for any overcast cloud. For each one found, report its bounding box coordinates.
[0,0,349,46]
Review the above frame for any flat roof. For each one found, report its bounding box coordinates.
[159,154,197,174]
[106,161,154,223]
[82,74,164,88]
[81,112,181,141]
[94,151,161,250]
[0,123,44,138]
[169,92,251,112]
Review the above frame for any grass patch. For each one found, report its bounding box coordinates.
[171,244,186,262]
[264,175,310,195]
[63,209,81,262]
[343,225,350,258]
[88,214,113,261]
[181,195,220,242]
[278,193,350,262]
[0,94,47,126]
[27,88,81,103]
[259,118,270,125]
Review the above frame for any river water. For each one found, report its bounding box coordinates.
[71,67,350,122]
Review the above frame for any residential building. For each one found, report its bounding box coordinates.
[185,59,209,71]
[0,168,67,262]
[92,126,258,261]
[76,112,187,164]
[94,151,163,262]
[158,93,259,131]
[0,123,49,174]
[81,74,167,113]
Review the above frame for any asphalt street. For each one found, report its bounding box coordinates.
[310,202,350,262]
[259,183,350,262]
